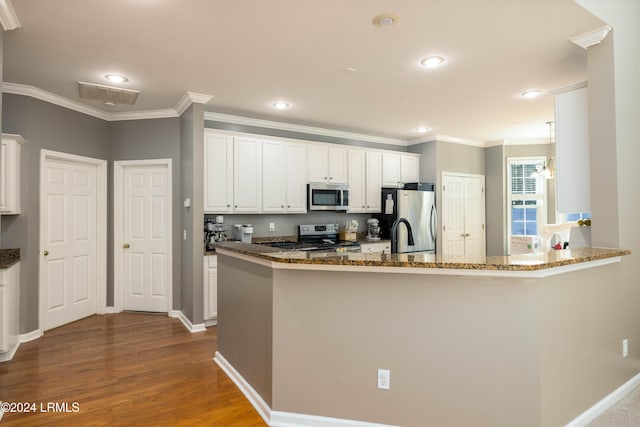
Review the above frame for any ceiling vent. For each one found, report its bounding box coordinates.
[78,81,139,105]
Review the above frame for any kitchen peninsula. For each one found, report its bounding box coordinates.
[214,243,630,427]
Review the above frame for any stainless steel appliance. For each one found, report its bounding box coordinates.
[260,223,361,252]
[307,183,349,211]
[375,183,437,253]
[205,218,228,250]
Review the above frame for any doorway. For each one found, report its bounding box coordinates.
[114,160,172,313]
[39,150,107,331]
[441,172,486,262]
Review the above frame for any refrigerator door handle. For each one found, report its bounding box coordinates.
[430,204,437,244]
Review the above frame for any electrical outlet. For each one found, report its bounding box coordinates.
[623,339,629,358]
[183,229,187,240]
[377,369,390,390]
[269,222,275,232]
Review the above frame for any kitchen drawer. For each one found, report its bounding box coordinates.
[360,241,391,253]
[206,255,217,268]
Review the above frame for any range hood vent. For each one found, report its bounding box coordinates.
[78,81,139,105]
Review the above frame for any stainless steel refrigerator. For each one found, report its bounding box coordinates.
[376,184,437,253]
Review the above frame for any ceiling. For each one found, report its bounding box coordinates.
[3,0,603,144]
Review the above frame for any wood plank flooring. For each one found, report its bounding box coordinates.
[0,313,267,426]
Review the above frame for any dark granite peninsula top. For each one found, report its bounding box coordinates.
[0,248,21,269]
[214,242,630,277]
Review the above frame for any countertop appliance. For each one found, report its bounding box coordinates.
[375,183,437,253]
[366,218,381,241]
[260,223,361,253]
[205,218,228,250]
[307,182,349,211]
[233,224,254,244]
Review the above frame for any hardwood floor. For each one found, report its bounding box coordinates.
[0,313,267,426]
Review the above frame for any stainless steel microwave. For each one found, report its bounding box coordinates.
[307,183,349,211]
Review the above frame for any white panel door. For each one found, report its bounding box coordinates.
[441,175,466,261]
[122,164,170,312]
[328,146,348,183]
[42,159,97,330]
[308,145,329,182]
[464,176,486,260]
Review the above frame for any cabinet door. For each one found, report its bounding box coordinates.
[382,153,402,187]
[262,140,286,212]
[401,155,419,184]
[204,133,233,213]
[233,137,262,212]
[328,146,348,183]
[285,143,308,212]
[0,135,23,215]
[308,145,329,182]
[203,256,218,321]
[365,151,382,212]
[348,149,366,213]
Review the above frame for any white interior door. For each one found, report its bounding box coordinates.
[441,175,466,261]
[41,158,98,330]
[463,176,486,260]
[117,161,171,313]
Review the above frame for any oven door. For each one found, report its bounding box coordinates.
[308,183,349,211]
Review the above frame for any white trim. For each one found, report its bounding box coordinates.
[407,133,484,147]
[4,83,111,120]
[565,373,640,427]
[170,310,206,333]
[114,159,173,315]
[215,248,622,279]
[108,109,178,121]
[175,92,214,115]
[39,150,107,330]
[551,81,589,96]
[0,0,20,30]
[19,329,43,343]
[104,306,118,314]
[0,341,19,362]
[570,25,612,49]
[214,351,399,427]
[204,111,407,147]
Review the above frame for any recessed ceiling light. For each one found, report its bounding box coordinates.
[521,89,542,99]
[344,67,358,73]
[272,101,291,110]
[105,74,129,84]
[415,126,431,133]
[103,101,117,106]
[420,56,445,68]
[372,13,399,27]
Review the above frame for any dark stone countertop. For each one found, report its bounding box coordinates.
[0,248,21,269]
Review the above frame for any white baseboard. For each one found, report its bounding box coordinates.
[565,372,640,427]
[19,329,43,343]
[103,306,118,314]
[0,342,19,362]
[170,310,206,333]
[204,318,217,327]
[214,351,397,427]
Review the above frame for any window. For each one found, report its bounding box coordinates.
[564,212,591,222]
[507,158,547,244]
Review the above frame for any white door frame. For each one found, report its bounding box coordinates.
[113,159,173,314]
[39,150,108,330]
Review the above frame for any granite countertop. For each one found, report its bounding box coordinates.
[0,248,21,269]
[213,241,631,272]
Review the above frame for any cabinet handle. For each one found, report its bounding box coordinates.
[366,205,370,208]
[123,243,130,249]
[44,250,49,256]
[281,205,284,208]
[235,205,238,208]
[287,205,291,208]
[324,177,328,180]
[330,177,333,180]
[226,204,230,207]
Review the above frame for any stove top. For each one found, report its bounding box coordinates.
[259,224,360,253]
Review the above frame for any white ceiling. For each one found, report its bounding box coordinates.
[3,0,603,143]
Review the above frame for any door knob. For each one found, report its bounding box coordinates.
[123,243,130,249]
[43,250,49,256]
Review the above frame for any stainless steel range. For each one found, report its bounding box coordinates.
[263,224,360,253]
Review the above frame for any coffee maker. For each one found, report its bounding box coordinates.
[204,216,228,250]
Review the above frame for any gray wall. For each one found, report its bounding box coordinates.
[485,145,506,255]
[1,94,110,333]
[109,118,181,308]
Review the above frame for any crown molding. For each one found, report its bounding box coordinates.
[2,82,111,120]
[550,81,588,95]
[408,133,485,147]
[204,111,407,146]
[0,0,20,31]
[175,91,214,115]
[570,25,612,49]
[108,109,178,121]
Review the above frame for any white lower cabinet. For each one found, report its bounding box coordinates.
[203,255,218,325]
[0,262,20,361]
[359,241,391,253]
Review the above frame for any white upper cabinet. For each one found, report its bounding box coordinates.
[0,134,25,215]
[348,149,381,213]
[233,136,262,213]
[262,140,307,213]
[204,133,234,213]
[555,86,590,213]
[382,153,419,188]
[308,144,347,183]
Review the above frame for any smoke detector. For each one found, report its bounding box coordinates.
[78,81,139,105]
[372,13,398,28]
